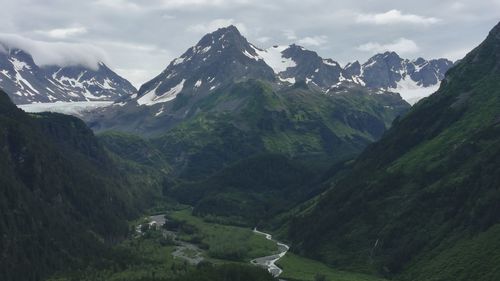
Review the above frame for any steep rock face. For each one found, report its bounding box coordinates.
[343,61,361,80]
[287,22,500,281]
[0,47,135,104]
[0,49,59,103]
[278,44,343,88]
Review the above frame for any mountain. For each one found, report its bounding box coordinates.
[136,25,275,106]
[98,78,409,182]
[0,47,136,104]
[256,44,344,88]
[132,26,449,108]
[287,21,500,281]
[0,26,449,109]
[153,80,409,178]
[90,26,412,134]
[0,89,158,281]
[88,26,411,181]
[343,52,454,104]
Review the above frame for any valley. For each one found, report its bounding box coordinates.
[0,3,499,280]
[47,206,389,281]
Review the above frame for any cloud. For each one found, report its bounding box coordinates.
[0,34,108,70]
[297,35,328,47]
[451,2,466,10]
[357,38,419,54]
[159,0,226,8]
[283,30,297,40]
[93,0,144,11]
[96,40,166,53]
[114,68,153,88]
[356,10,441,25]
[0,0,496,87]
[187,18,247,35]
[256,36,271,43]
[158,0,253,9]
[37,26,87,39]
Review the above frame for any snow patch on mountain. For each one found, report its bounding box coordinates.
[389,78,441,105]
[133,26,452,109]
[137,79,186,106]
[254,45,296,74]
[18,101,114,117]
[0,48,136,104]
[323,59,339,67]
[279,76,296,84]
[10,57,30,71]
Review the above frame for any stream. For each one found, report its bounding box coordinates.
[145,215,290,277]
[251,228,290,277]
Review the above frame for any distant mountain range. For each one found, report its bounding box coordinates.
[136,25,453,106]
[83,25,453,137]
[0,47,135,104]
[88,27,411,181]
[1,25,452,108]
[344,52,453,104]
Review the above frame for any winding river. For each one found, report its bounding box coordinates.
[146,215,290,277]
[251,228,290,277]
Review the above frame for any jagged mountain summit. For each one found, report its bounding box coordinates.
[136,25,275,106]
[0,47,136,104]
[343,52,454,103]
[134,25,452,107]
[134,26,350,105]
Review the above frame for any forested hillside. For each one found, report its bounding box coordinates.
[287,22,500,281]
[0,91,160,281]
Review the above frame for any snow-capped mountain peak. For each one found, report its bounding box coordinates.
[135,25,453,108]
[0,47,136,104]
[342,51,454,103]
[136,25,275,106]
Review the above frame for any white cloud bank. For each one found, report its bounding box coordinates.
[38,26,88,39]
[0,34,108,70]
[357,38,419,54]
[159,0,227,9]
[356,9,441,25]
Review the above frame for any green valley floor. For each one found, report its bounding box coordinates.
[47,207,387,281]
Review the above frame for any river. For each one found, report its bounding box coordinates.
[146,215,290,277]
[251,228,290,277]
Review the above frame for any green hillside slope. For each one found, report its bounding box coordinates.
[0,91,158,280]
[287,21,500,281]
[151,80,409,180]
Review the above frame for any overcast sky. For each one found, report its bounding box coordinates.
[0,0,499,87]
